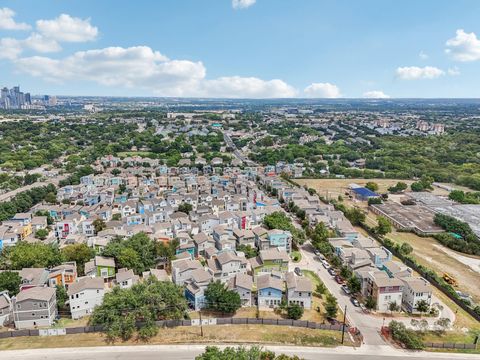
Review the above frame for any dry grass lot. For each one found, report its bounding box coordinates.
[0,325,348,351]
[386,230,480,305]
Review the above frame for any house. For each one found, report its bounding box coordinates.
[85,256,116,282]
[256,229,292,253]
[206,251,248,282]
[367,247,392,268]
[257,274,284,310]
[401,277,432,314]
[365,271,404,312]
[233,228,256,247]
[19,268,49,290]
[48,262,77,289]
[67,277,105,320]
[0,291,12,326]
[142,269,170,282]
[285,272,312,309]
[184,268,213,310]
[13,287,57,329]
[171,258,203,285]
[227,274,254,307]
[250,248,290,275]
[115,268,139,289]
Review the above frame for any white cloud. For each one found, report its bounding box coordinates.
[0,38,23,59]
[419,51,428,60]
[15,45,297,98]
[395,66,445,80]
[232,0,256,10]
[447,66,460,76]
[200,76,296,98]
[363,90,390,99]
[36,14,98,42]
[0,8,31,30]
[445,29,480,62]
[303,82,341,98]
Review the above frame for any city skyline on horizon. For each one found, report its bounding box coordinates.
[1,1,480,98]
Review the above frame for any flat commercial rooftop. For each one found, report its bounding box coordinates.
[371,202,444,234]
[406,192,454,207]
[433,204,480,238]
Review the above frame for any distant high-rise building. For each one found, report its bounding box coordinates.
[0,86,34,109]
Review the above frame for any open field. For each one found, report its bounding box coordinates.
[0,325,348,351]
[117,151,156,158]
[296,178,450,198]
[386,230,480,304]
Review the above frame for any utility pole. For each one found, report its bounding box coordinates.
[341,304,347,344]
[199,305,204,337]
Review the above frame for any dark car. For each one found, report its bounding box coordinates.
[334,275,344,284]
[328,268,337,276]
[294,267,303,276]
[350,297,360,307]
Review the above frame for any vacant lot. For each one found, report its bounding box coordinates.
[386,230,480,304]
[0,325,347,350]
[296,178,450,198]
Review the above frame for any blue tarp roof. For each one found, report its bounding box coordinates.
[352,187,379,197]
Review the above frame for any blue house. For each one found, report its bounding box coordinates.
[257,274,284,310]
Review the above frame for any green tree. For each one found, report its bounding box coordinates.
[388,301,399,314]
[195,346,301,360]
[346,208,365,226]
[399,242,413,255]
[44,192,58,204]
[56,285,68,309]
[1,242,62,269]
[236,244,258,259]
[90,278,188,341]
[93,218,107,234]
[34,228,49,240]
[111,213,122,221]
[347,276,361,294]
[315,282,327,298]
[375,216,392,236]
[177,203,193,214]
[287,303,304,320]
[102,233,156,274]
[0,271,21,296]
[204,280,241,314]
[263,211,293,231]
[325,294,338,318]
[365,182,379,192]
[416,299,430,314]
[365,296,377,310]
[61,243,95,276]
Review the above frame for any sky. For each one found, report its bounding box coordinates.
[1,0,480,98]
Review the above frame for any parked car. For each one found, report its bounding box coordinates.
[294,267,303,276]
[322,261,330,269]
[334,275,344,284]
[341,285,351,295]
[313,249,320,256]
[328,268,337,276]
[350,297,360,307]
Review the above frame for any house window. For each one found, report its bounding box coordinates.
[17,304,21,309]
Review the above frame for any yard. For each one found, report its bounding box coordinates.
[0,325,349,350]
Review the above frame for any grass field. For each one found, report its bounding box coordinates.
[0,325,348,350]
[385,230,480,304]
[295,178,450,198]
[117,151,156,158]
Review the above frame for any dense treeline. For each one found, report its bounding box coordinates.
[433,213,480,255]
[0,184,56,221]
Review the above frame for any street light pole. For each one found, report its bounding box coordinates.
[341,304,347,344]
[199,304,204,337]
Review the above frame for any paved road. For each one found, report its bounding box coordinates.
[223,131,256,166]
[4,345,480,360]
[297,243,455,345]
[297,243,387,346]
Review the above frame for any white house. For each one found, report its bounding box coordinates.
[401,277,432,314]
[67,277,105,320]
[285,272,313,309]
[115,268,139,289]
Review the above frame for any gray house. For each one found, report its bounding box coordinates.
[13,287,57,329]
[0,291,12,326]
[227,274,254,306]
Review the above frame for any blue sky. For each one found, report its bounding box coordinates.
[1,0,480,98]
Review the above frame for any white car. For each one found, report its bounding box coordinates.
[322,260,330,269]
